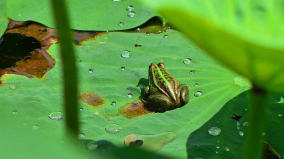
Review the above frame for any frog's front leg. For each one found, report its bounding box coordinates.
[177,84,189,105]
[145,94,173,112]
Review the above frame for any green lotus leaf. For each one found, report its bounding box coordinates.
[7,0,156,31]
[0,29,250,158]
[141,0,284,93]
[0,0,8,37]
[187,91,284,159]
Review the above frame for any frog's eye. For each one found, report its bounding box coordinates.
[158,63,165,68]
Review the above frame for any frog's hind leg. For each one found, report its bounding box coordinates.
[144,94,173,112]
[178,84,189,106]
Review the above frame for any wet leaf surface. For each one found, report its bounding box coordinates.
[7,0,156,31]
[0,27,250,158]
[187,91,284,159]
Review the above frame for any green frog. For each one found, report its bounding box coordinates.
[143,62,189,112]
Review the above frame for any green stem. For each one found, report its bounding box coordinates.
[244,86,268,159]
[50,0,79,138]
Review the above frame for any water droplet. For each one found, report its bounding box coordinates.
[239,131,244,136]
[121,50,131,58]
[79,133,85,139]
[194,91,203,97]
[88,69,94,73]
[242,121,249,127]
[48,112,63,120]
[111,101,116,106]
[12,110,18,115]
[216,146,220,149]
[278,114,283,117]
[127,93,133,98]
[9,85,16,90]
[189,70,195,75]
[194,83,199,87]
[127,11,136,18]
[224,147,230,151]
[112,0,120,2]
[164,35,168,39]
[136,27,141,31]
[236,121,240,130]
[208,127,221,136]
[32,125,40,130]
[105,124,121,134]
[127,5,134,11]
[277,96,284,103]
[118,22,124,27]
[183,58,192,65]
[87,141,98,150]
[80,108,84,111]
[121,66,125,71]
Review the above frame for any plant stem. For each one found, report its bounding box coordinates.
[50,0,79,138]
[244,86,268,159]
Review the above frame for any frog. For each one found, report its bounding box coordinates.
[143,62,189,112]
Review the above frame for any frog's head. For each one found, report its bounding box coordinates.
[149,62,165,72]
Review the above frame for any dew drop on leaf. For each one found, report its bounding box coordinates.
[111,101,117,106]
[194,83,199,87]
[112,0,120,2]
[12,110,18,115]
[277,97,284,103]
[118,22,124,27]
[208,127,221,136]
[239,131,244,136]
[127,11,136,18]
[242,121,249,127]
[194,91,203,97]
[183,58,192,65]
[88,68,94,74]
[9,85,16,90]
[126,5,134,12]
[224,147,230,152]
[121,50,131,58]
[48,112,63,120]
[164,35,168,39]
[127,93,133,98]
[87,141,98,150]
[79,133,85,139]
[121,66,125,71]
[189,70,195,75]
[105,124,121,134]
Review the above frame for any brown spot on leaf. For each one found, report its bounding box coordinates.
[80,92,105,107]
[0,20,56,84]
[119,100,153,118]
[73,31,106,45]
[0,19,106,84]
